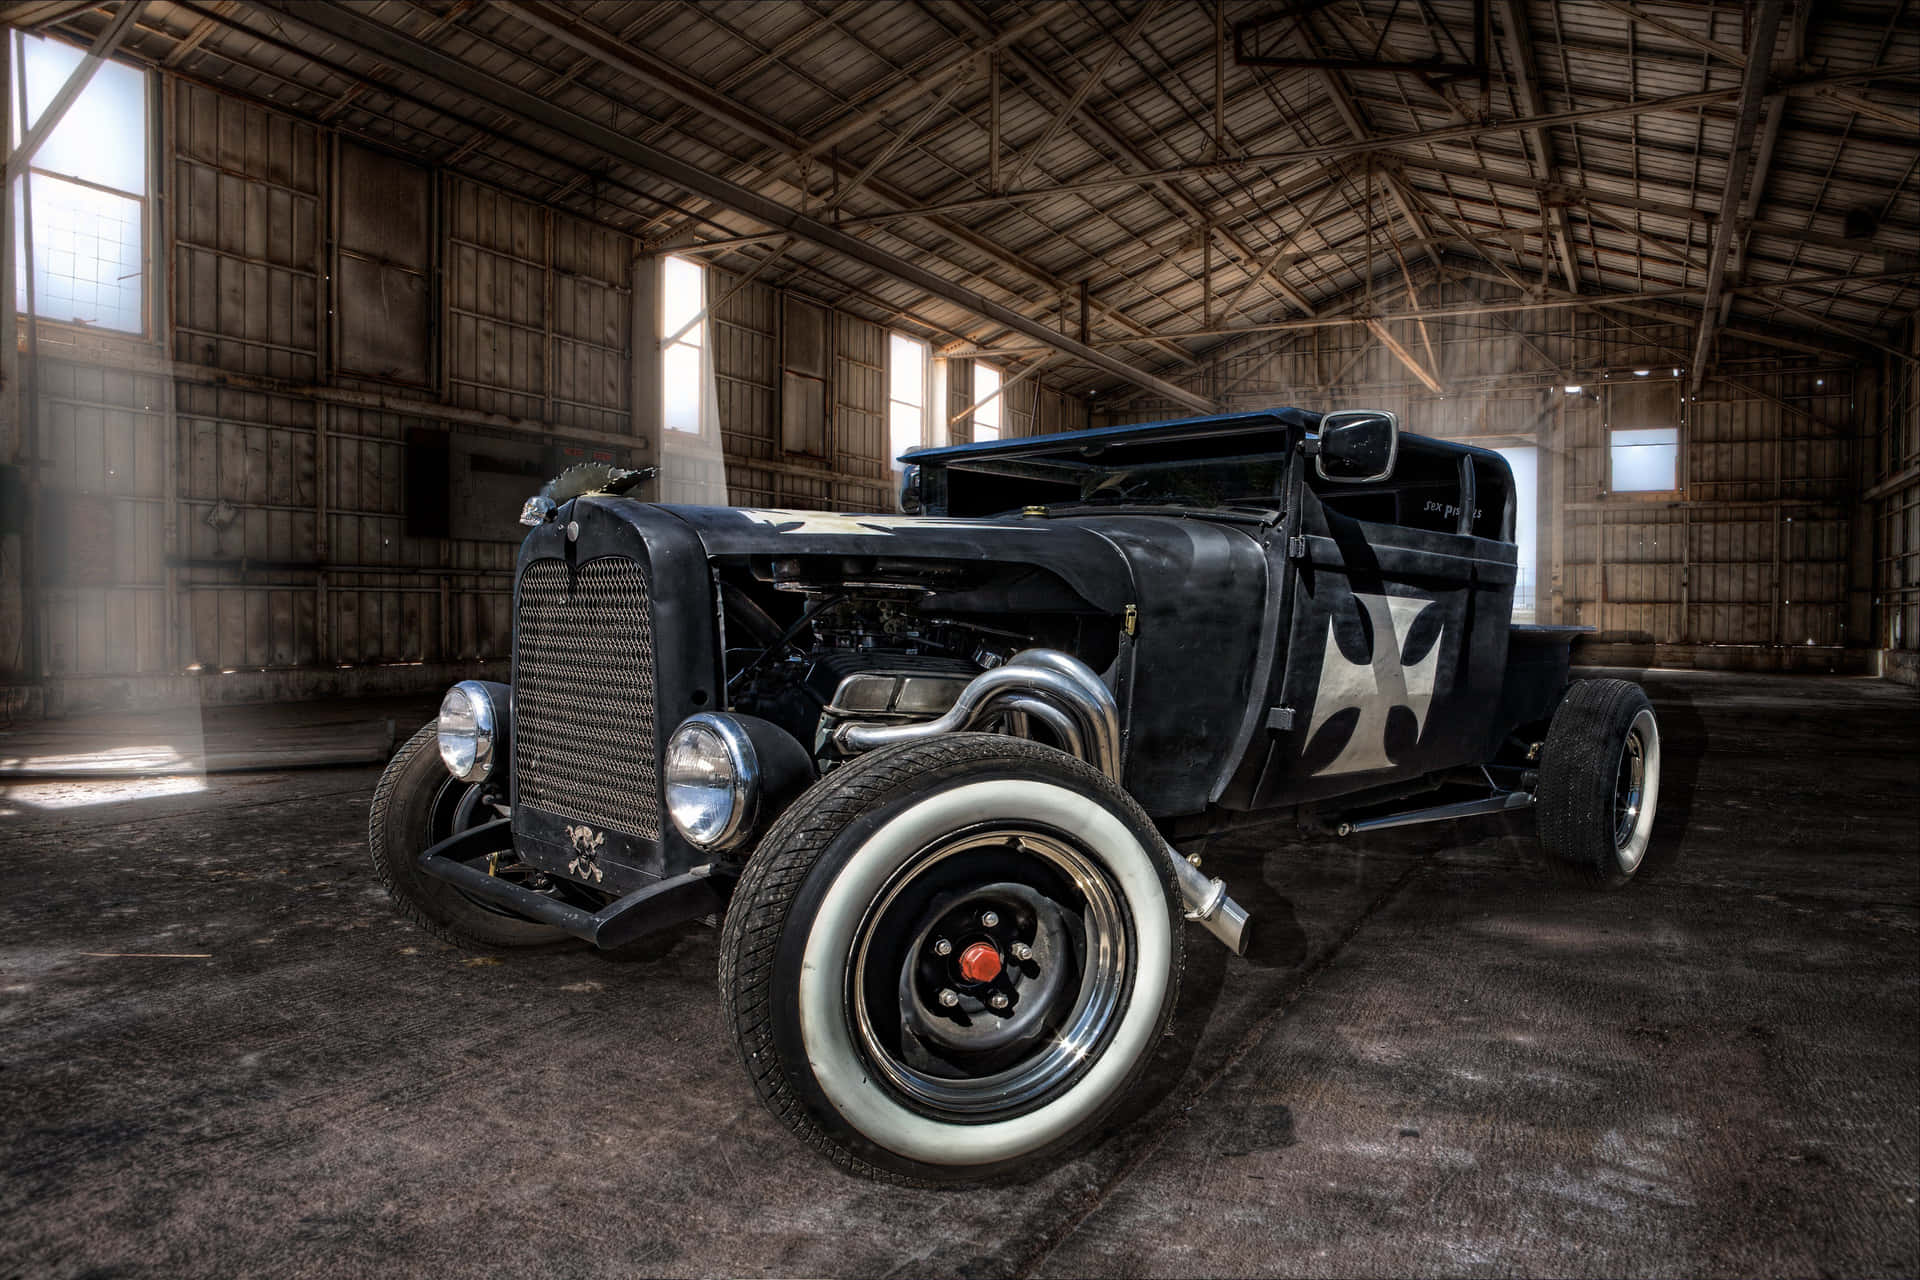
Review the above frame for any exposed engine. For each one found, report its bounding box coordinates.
[724,593,1010,760]
[718,556,1110,768]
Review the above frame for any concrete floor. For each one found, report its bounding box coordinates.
[2,670,1915,1278]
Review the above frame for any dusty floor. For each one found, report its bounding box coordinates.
[2,670,1915,1278]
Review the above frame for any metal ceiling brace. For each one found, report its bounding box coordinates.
[943,1,1319,320]
[269,1,1217,412]
[1495,0,1581,293]
[501,0,1201,373]
[1689,0,1787,398]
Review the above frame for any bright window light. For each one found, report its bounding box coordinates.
[11,31,149,334]
[1493,447,1539,622]
[1609,427,1679,493]
[5,774,207,809]
[888,333,927,471]
[661,255,704,435]
[974,363,1002,442]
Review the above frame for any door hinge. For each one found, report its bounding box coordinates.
[1123,603,1138,636]
[1266,706,1296,732]
[1287,533,1308,560]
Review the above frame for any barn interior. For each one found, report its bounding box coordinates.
[1,1,1915,1276]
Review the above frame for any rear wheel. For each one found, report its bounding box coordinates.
[718,734,1183,1185]
[368,721,571,950]
[1535,679,1661,888]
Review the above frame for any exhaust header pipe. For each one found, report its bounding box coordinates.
[832,648,1121,781]
[833,649,1251,955]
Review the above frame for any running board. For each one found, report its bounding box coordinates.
[1336,790,1533,837]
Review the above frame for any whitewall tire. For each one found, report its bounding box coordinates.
[717,734,1184,1184]
[1535,679,1662,888]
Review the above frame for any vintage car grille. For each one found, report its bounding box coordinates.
[513,555,661,840]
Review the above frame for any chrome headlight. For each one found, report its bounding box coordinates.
[437,681,502,782]
[664,713,759,850]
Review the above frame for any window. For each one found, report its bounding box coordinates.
[888,333,927,470]
[661,255,705,434]
[973,363,1002,442]
[1493,446,1539,621]
[1609,427,1679,493]
[11,32,149,333]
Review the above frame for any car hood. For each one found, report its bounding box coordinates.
[643,502,1135,614]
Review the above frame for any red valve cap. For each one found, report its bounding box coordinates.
[957,941,1002,983]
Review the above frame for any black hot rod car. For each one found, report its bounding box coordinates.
[370,407,1660,1184]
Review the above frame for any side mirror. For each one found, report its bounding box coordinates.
[897,463,923,514]
[1313,410,1398,484]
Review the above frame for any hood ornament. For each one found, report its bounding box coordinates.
[521,462,656,526]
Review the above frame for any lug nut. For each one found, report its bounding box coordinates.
[981,910,1000,928]
[933,938,952,956]
[1011,941,1034,962]
[938,988,959,1008]
[988,992,1009,1010]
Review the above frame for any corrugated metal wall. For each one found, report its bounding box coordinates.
[7,80,632,711]
[157,82,606,693]
[443,175,632,435]
[1874,317,1920,682]
[170,83,321,381]
[31,349,173,681]
[1565,368,1856,649]
[1099,282,1873,663]
[709,265,896,512]
[706,270,1085,512]
[10,75,1096,713]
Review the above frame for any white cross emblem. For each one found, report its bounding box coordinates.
[1305,593,1442,776]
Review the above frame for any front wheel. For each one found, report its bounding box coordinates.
[717,734,1184,1185]
[368,722,571,950]
[1534,679,1662,888]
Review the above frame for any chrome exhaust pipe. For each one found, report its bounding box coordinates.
[1166,846,1252,956]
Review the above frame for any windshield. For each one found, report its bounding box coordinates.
[1072,453,1290,512]
[932,451,1291,517]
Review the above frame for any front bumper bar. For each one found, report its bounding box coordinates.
[417,819,731,949]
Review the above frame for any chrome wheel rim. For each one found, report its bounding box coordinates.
[1611,708,1660,871]
[848,826,1132,1121]
[1613,732,1644,847]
